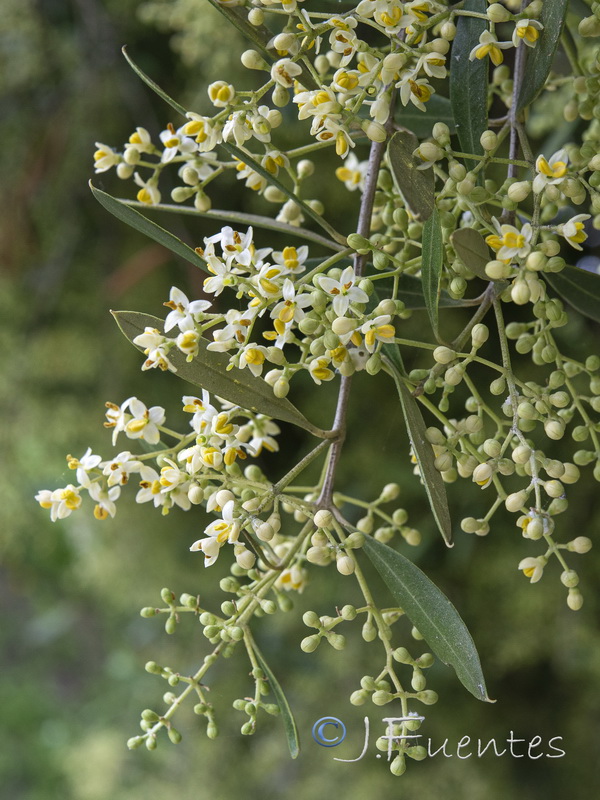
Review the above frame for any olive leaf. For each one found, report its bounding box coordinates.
[517,0,570,111]
[90,183,208,273]
[112,311,330,438]
[421,207,444,336]
[449,0,488,171]
[122,46,186,116]
[545,264,600,324]
[451,228,492,281]
[362,536,492,702]
[384,357,453,547]
[387,130,434,221]
[252,639,300,759]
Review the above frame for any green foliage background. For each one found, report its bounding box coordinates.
[2,1,599,797]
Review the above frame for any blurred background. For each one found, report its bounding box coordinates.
[2,1,600,797]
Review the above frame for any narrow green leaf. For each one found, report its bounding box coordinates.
[90,183,208,273]
[362,536,492,702]
[517,0,569,111]
[112,311,329,438]
[385,359,453,546]
[545,265,600,323]
[450,0,488,171]
[421,208,444,335]
[252,640,300,759]
[387,131,434,221]
[396,95,456,138]
[222,142,346,245]
[121,47,186,116]
[451,228,491,281]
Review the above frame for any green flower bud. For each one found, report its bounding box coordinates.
[567,588,584,610]
[350,689,368,706]
[168,727,182,744]
[545,419,565,440]
[505,490,528,512]
[206,722,219,739]
[345,532,365,549]
[561,569,579,588]
[328,633,346,650]
[390,754,407,776]
[372,690,393,706]
[301,635,321,653]
[487,2,511,22]
[347,233,372,253]
[411,670,427,691]
[567,536,592,553]
[417,690,439,705]
[127,736,144,750]
[433,346,456,364]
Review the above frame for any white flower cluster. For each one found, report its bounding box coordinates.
[36,391,285,569]
[128,225,401,393]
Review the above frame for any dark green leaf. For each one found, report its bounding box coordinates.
[385,359,453,546]
[396,95,456,138]
[222,142,346,245]
[387,131,434,221]
[362,536,492,702]
[451,228,491,281]
[421,208,444,335]
[252,640,300,759]
[122,47,186,116]
[517,0,569,111]
[90,183,208,273]
[112,311,328,437]
[450,0,488,171]
[545,265,600,323]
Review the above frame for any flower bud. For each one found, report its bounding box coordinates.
[561,569,579,588]
[362,120,387,142]
[525,518,544,539]
[544,479,564,498]
[336,554,355,575]
[241,49,268,70]
[487,3,511,22]
[301,635,321,653]
[433,346,456,364]
[380,482,400,501]
[440,21,456,40]
[508,181,532,202]
[545,419,565,440]
[471,323,489,347]
[567,536,592,553]
[480,130,498,150]
[274,378,290,398]
[511,280,531,305]
[347,232,372,253]
[314,509,333,528]
[188,483,204,506]
[505,490,528,512]
[567,588,584,610]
